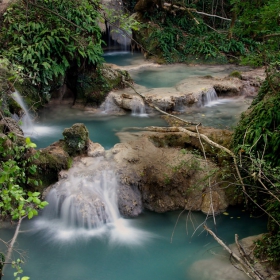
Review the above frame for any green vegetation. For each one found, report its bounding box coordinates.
[0,134,48,279]
[0,135,48,220]
[233,65,280,266]
[134,0,280,64]
[0,0,104,89]
[0,0,109,110]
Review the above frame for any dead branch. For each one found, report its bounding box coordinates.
[195,124,216,224]
[163,3,231,21]
[235,234,264,280]
[5,216,26,264]
[204,225,264,280]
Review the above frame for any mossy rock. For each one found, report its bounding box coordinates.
[76,65,132,105]
[62,123,89,156]
[35,141,72,188]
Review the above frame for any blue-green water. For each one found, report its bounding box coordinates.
[31,106,166,149]
[103,51,144,66]
[1,207,266,280]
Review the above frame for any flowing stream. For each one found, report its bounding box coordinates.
[1,52,266,280]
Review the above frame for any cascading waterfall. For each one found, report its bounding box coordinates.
[202,88,219,106]
[35,157,151,243]
[44,170,119,229]
[12,90,35,135]
[131,98,147,117]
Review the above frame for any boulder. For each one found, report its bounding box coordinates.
[62,123,89,156]
[36,140,72,188]
[75,65,132,106]
[87,140,105,157]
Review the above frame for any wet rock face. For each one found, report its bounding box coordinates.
[63,123,89,156]
[118,183,143,217]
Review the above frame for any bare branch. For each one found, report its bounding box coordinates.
[204,225,264,280]
[163,3,231,21]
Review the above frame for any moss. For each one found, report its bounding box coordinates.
[229,71,242,79]
[62,123,89,156]
[34,141,72,187]
[76,65,132,106]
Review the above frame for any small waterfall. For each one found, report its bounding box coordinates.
[202,88,219,107]
[12,90,35,135]
[43,169,120,230]
[100,92,125,114]
[35,158,151,243]
[102,0,131,51]
[174,96,186,112]
[131,98,147,117]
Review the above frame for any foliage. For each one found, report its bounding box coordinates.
[0,135,48,220]
[231,0,280,66]
[135,0,280,64]
[103,6,141,34]
[0,0,104,87]
[139,2,252,63]
[233,64,280,265]
[0,134,48,279]
[233,65,280,166]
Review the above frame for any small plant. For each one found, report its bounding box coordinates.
[229,71,242,79]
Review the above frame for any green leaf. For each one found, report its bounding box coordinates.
[28,211,33,219]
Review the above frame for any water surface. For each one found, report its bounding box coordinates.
[1,207,266,280]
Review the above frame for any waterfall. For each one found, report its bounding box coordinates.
[35,158,151,243]
[102,0,131,51]
[12,90,35,135]
[202,88,219,107]
[131,98,147,117]
[43,169,120,229]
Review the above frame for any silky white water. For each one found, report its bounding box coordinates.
[12,90,35,135]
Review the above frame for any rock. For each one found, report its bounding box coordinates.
[99,65,265,114]
[147,125,233,161]
[36,140,72,188]
[110,91,146,112]
[75,65,132,106]
[63,123,89,156]
[111,133,229,214]
[0,117,24,136]
[0,117,26,146]
[188,258,250,280]
[201,190,228,215]
[118,183,143,217]
[87,140,105,157]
